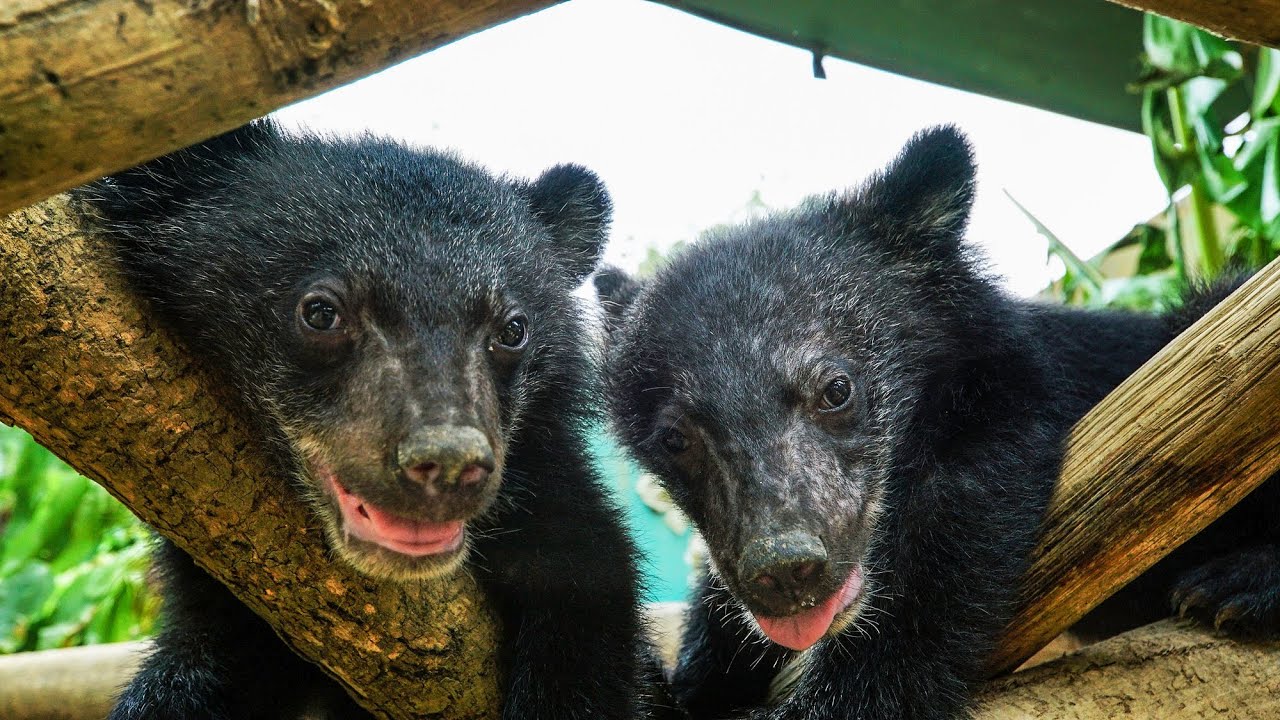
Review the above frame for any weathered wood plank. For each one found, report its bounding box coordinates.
[0,0,555,215]
[1104,0,1280,48]
[990,259,1280,672]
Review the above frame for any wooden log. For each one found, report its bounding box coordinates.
[0,0,555,216]
[977,620,1280,718]
[0,196,503,718]
[6,620,1280,720]
[1103,0,1280,49]
[989,259,1280,673]
[0,641,145,720]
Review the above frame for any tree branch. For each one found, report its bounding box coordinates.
[978,620,1280,718]
[7,621,1280,720]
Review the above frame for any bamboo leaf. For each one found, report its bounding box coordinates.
[1254,49,1280,117]
[1006,190,1104,293]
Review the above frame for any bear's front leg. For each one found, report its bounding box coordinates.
[109,626,237,720]
[110,539,370,720]
[475,464,650,720]
[745,619,973,720]
[671,573,793,719]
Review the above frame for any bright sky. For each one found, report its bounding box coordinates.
[274,0,1170,296]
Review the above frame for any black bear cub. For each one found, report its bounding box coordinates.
[77,121,652,719]
[599,126,1280,719]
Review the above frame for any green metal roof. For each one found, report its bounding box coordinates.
[658,0,1147,132]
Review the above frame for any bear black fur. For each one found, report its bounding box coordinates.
[598,126,1280,719]
[75,121,658,720]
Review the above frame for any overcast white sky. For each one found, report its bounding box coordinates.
[275,0,1169,296]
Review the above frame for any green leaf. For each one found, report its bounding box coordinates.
[1225,118,1280,231]
[0,562,54,653]
[1131,223,1175,274]
[1198,150,1249,204]
[1182,77,1229,144]
[1143,91,1182,192]
[1236,117,1280,168]
[6,439,59,525]
[107,583,142,641]
[49,486,111,573]
[1261,137,1280,227]
[0,471,88,574]
[1189,30,1243,81]
[1139,16,1243,87]
[1254,49,1280,117]
[0,429,158,655]
[1143,15,1196,75]
[35,561,111,650]
[1224,226,1268,269]
[1098,272,1182,311]
[1005,190,1104,293]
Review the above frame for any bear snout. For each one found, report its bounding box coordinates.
[397,424,496,497]
[738,530,831,613]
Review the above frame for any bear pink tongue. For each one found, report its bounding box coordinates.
[753,568,863,651]
[330,476,464,557]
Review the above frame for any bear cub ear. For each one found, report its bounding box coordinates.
[846,125,977,264]
[80,121,282,224]
[592,265,644,340]
[523,164,612,283]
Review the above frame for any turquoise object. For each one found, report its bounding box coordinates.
[589,429,693,603]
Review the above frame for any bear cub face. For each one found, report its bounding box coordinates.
[604,127,990,651]
[83,122,610,581]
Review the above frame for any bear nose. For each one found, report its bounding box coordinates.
[740,531,829,609]
[397,425,495,493]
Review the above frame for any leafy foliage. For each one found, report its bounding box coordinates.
[1045,15,1280,310]
[0,424,158,653]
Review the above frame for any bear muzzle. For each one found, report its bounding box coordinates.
[735,530,866,650]
[397,424,496,496]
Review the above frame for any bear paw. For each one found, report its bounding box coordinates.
[1170,545,1280,638]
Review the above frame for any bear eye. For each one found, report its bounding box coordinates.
[494,314,528,350]
[299,294,342,332]
[660,427,689,454]
[820,375,853,411]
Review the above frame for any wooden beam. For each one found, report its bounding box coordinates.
[0,196,503,718]
[7,621,1279,720]
[978,620,1280,718]
[989,259,1280,673]
[0,642,144,720]
[0,0,556,216]
[1104,0,1280,48]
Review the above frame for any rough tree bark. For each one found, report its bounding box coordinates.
[976,620,1280,718]
[0,199,503,717]
[1103,0,1280,48]
[989,258,1280,673]
[0,0,556,216]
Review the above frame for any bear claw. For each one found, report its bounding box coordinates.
[1169,546,1280,639]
